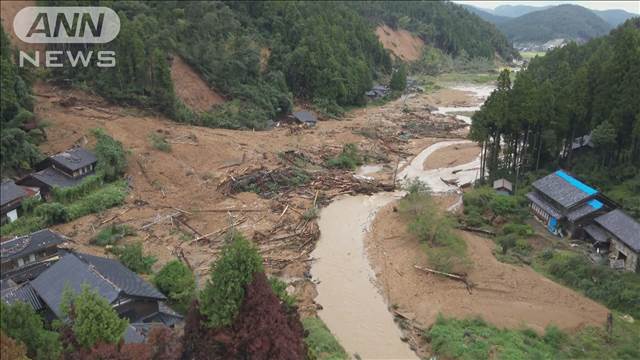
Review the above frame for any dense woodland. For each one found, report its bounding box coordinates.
[39,1,514,128]
[0,27,42,175]
[471,18,640,217]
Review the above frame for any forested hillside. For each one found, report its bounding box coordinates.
[497,5,612,43]
[471,18,640,217]
[349,1,517,60]
[0,26,41,175]
[37,0,515,131]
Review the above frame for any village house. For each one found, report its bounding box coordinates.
[291,111,318,126]
[493,178,513,195]
[17,147,97,199]
[526,170,609,237]
[1,251,182,333]
[0,229,66,283]
[586,209,640,273]
[1,180,28,224]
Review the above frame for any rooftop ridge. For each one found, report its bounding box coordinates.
[555,170,598,196]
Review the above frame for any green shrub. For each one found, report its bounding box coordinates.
[0,302,62,360]
[325,144,363,170]
[20,196,42,215]
[199,233,263,328]
[540,252,640,318]
[91,224,136,246]
[302,317,348,360]
[110,243,157,274]
[50,175,103,203]
[149,133,171,152]
[65,181,127,219]
[34,203,69,225]
[154,260,195,313]
[93,129,127,182]
[268,277,297,309]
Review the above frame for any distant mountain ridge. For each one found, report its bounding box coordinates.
[462,3,637,46]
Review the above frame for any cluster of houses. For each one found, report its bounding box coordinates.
[2,146,182,342]
[525,170,640,273]
[1,229,181,343]
[1,147,97,224]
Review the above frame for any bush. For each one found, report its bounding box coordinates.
[65,181,127,219]
[91,224,136,246]
[35,202,69,225]
[110,243,157,274]
[302,317,348,360]
[51,175,103,203]
[325,144,363,170]
[154,260,196,313]
[0,302,62,360]
[149,133,171,152]
[199,233,263,328]
[541,252,640,318]
[269,277,297,309]
[93,129,127,181]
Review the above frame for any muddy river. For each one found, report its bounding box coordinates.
[311,83,493,359]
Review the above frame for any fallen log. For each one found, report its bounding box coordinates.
[414,265,473,294]
[457,226,496,236]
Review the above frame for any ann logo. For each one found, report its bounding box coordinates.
[14,6,120,44]
[26,12,105,39]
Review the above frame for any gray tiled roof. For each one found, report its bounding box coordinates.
[292,111,317,124]
[123,325,146,344]
[31,253,121,318]
[1,282,46,311]
[51,147,97,172]
[566,203,600,222]
[526,192,562,219]
[28,167,86,188]
[1,229,65,263]
[584,224,608,244]
[1,180,27,206]
[595,210,640,252]
[77,253,165,300]
[531,172,595,209]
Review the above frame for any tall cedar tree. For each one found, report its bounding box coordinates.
[183,272,306,359]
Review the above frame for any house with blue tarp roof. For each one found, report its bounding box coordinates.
[526,170,609,237]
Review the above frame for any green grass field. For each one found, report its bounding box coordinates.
[520,51,546,60]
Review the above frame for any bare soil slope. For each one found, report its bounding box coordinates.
[375,25,424,62]
[170,56,225,112]
[0,0,43,52]
[367,203,609,333]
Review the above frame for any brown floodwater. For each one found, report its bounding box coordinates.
[311,193,417,360]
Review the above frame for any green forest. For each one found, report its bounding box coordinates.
[471,18,640,217]
[35,0,514,130]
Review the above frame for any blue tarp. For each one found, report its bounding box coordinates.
[555,170,598,195]
[548,217,558,232]
[587,199,603,210]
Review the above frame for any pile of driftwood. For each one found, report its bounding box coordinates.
[402,116,467,138]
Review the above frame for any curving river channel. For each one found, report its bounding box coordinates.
[311,83,494,359]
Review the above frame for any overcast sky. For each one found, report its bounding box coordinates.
[452,1,640,14]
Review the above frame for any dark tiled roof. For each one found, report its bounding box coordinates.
[27,167,86,189]
[292,111,317,124]
[1,180,27,206]
[77,253,165,300]
[1,282,45,311]
[584,224,609,244]
[531,170,597,209]
[31,253,121,318]
[51,147,97,172]
[1,229,65,263]
[566,199,604,222]
[526,192,562,219]
[595,210,640,252]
